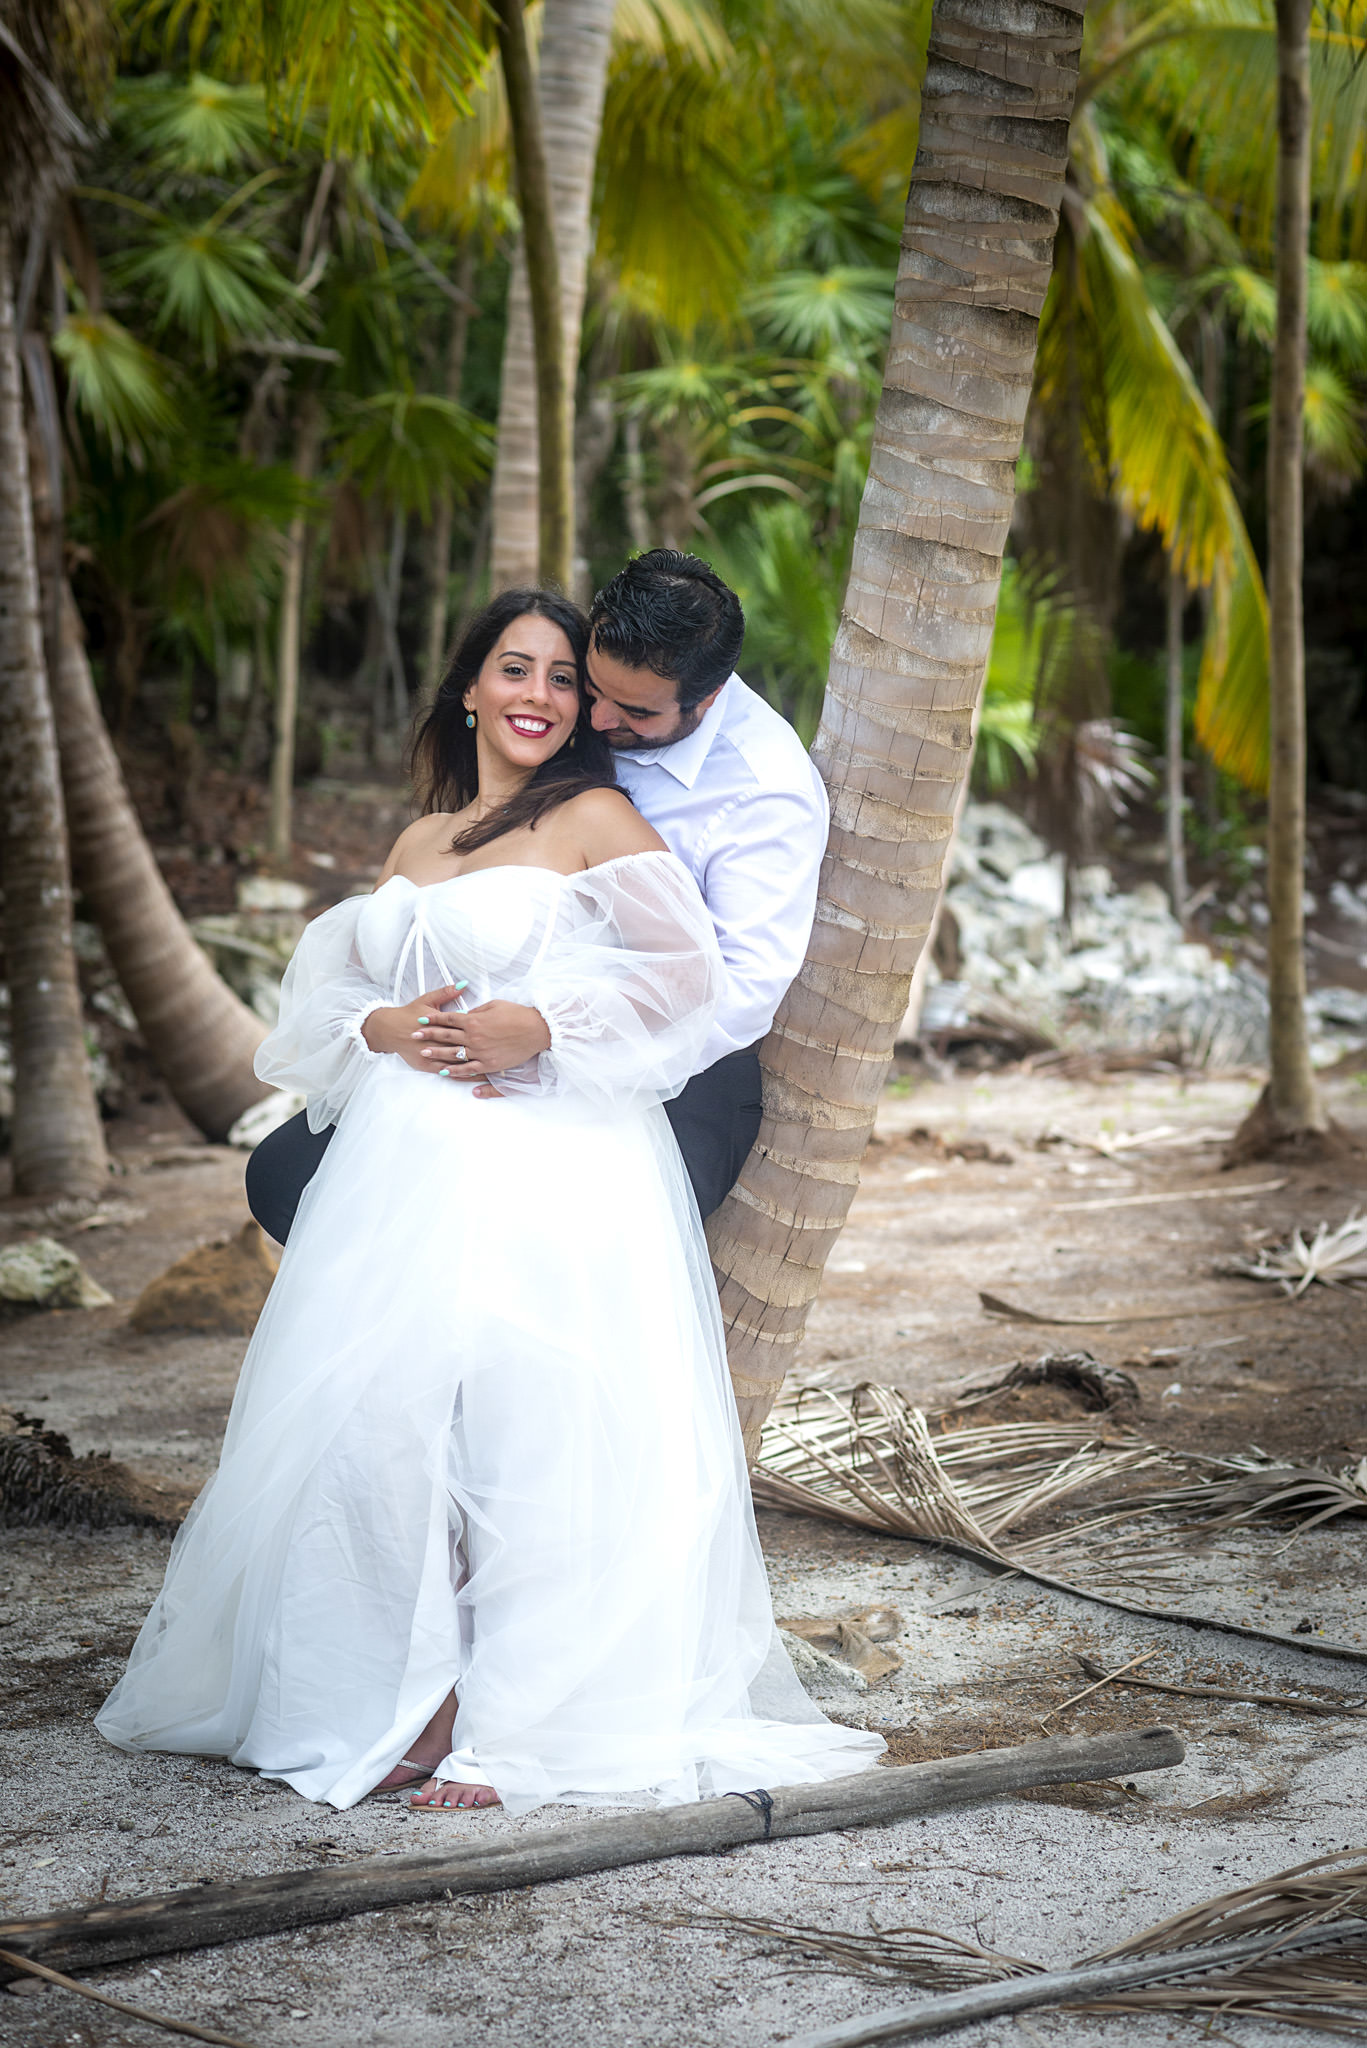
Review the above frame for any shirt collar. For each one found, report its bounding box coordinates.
[617,675,733,788]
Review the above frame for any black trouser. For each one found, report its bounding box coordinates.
[244,1045,765,1247]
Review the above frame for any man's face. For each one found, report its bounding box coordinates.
[585,642,721,750]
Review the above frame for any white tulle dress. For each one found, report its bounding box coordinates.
[97,851,883,1812]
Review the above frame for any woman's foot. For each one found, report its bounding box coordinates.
[372,1687,460,1794]
[409,1777,500,1810]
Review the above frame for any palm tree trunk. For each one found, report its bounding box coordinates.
[1233,0,1325,1147]
[268,398,321,866]
[422,249,477,694]
[1165,558,1188,920]
[489,0,616,590]
[707,0,1089,1460]
[31,472,272,1146]
[0,229,107,1198]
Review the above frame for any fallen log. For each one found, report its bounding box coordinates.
[0,1728,1182,1982]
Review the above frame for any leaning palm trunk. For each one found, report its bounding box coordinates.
[708,0,1089,1460]
[0,228,107,1197]
[30,428,271,1143]
[1232,0,1325,1153]
[45,582,272,1142]
[489,0,616,590]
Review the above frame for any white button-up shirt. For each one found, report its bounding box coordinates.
[611,675,829,1074]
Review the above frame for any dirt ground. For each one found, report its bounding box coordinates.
[1,1061,1366,2048]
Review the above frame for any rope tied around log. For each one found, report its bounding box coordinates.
[724,1788,775,1840]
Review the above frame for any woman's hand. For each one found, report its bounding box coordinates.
[413,999,551,1081]
[361,987,469,1073]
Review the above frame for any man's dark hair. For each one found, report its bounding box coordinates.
[589,550,744,712]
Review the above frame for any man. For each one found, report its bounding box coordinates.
[245,549,828,1240]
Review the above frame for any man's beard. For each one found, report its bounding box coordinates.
[605,702,706,751]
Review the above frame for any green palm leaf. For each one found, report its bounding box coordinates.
[52,310,179,459]
[745,266,896,354]
[112,71,269,173]
[337,390,492,518]
[1037,192,1270,786]
[158,0,484,154]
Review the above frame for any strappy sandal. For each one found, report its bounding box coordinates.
[370,1758,439,1796]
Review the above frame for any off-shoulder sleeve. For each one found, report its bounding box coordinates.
[252,899,390,1132]
[494,851,722,1114]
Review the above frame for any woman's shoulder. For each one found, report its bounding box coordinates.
[555,786,667,864]
[376,811,457,880]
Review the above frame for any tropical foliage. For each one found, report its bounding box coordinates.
[25,0,1367,824]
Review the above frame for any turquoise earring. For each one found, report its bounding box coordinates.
[465,711,476,729]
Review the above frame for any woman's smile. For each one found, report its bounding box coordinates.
[507,712,554,737]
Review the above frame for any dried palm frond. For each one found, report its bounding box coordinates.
[721,1851,1367,2045]
[1123,1451,1367,1536]
[680,1911,1039,1991]
[754,1381,1197,1565]
[758,1382,1367,1574]
[1223,1213,1367,1296]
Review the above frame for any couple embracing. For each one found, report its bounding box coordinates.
[97,550,883,1814]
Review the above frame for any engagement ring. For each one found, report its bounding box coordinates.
[455,1047,468,1062]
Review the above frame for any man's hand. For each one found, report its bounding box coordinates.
[412,999,551,1082]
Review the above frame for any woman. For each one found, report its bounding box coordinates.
[98,590,882,1814]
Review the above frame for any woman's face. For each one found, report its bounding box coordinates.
[464,615,581,774]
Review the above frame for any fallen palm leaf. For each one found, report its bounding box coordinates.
[977,1289,1289,1325]
[755,1382,1367,1640]
[1222,1213,1367,1296]
[1123,1454,1367,1537]
[1071,1653,1366,1717]
[725,1850,1367,2045]
[1053,1177,1286,1213]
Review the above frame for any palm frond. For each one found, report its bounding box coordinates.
[112,71,269,174]
[754,1378,1367,1585]
[337,390,492,518]
[745,266,895,355]
[1221,1212,1367,1295]
[1035,192,1270,789]
[708,1851,1367,2042]
[51,310,179,460]
[159,0,484,156]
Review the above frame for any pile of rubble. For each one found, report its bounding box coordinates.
[913,803,1367,1071]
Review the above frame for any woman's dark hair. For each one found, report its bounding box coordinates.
[411,588,617,854]
[588,549,744,712]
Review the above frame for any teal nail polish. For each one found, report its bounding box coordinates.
[454,979,469,991]
[417,1016,430,1025]
[439,1067,450,1077]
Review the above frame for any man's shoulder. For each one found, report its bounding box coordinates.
[714,676,824,805]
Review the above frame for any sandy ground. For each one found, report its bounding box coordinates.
[2,1063,1366,2048]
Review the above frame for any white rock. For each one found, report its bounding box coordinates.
[779,1630,868,1695]
[228,1090,308,1150]
[237,877,309,913]
[0,1238,114,1311]
[1006,859,1065,918]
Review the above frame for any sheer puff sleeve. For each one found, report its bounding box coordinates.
[494,851,722,1115]
[252,899,390,1133]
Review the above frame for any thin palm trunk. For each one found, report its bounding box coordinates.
[268,398,321,865]
[707,0,1089,1460]
[422,248,477,694]
[1165,558,1188,920]
[1234,0,1325,1145]
[489,0,616,590]
[32,449,272,1143]
[491,0,572,589]
[0,227,107,1197]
